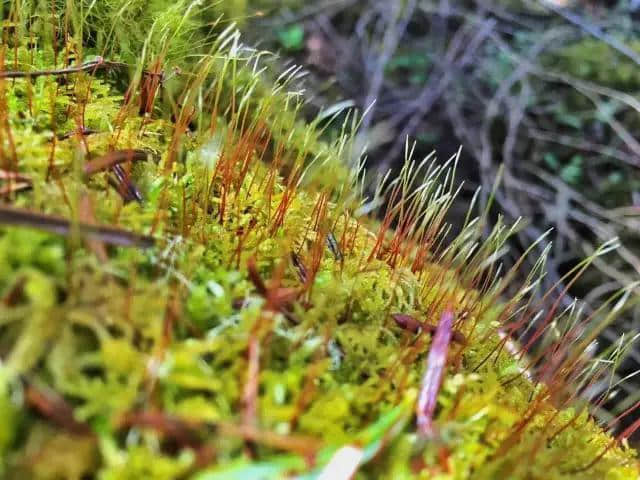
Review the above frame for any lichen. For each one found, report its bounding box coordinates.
[0,1,638,479]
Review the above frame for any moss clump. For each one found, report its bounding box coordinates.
[0,1,638,478]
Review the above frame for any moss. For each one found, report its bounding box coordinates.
[546,38,640,91]
[0,1,638,478]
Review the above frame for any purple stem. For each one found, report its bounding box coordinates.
[416,309,455,437]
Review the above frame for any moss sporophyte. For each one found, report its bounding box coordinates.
[0,1,638,478]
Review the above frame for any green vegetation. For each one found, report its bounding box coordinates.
[0,1,638,479]
[231,0,640,438]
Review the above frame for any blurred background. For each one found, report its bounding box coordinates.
[218,0,640,430]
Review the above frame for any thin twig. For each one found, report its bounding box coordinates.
[0,205,155,248]
[83,149,148,176]
[0,56,117,79]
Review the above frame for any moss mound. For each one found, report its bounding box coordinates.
[0,1,637,478]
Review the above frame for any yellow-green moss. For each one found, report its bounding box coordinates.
[0,2,637,479]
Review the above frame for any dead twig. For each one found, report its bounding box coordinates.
[0,205,155,248]
[416,308,455,437]
[380,18,496,172]
[0,56,118,79]
[83,149,148,177]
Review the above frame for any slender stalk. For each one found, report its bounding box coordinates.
[0,205,154,248]
[0,57,126,79]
